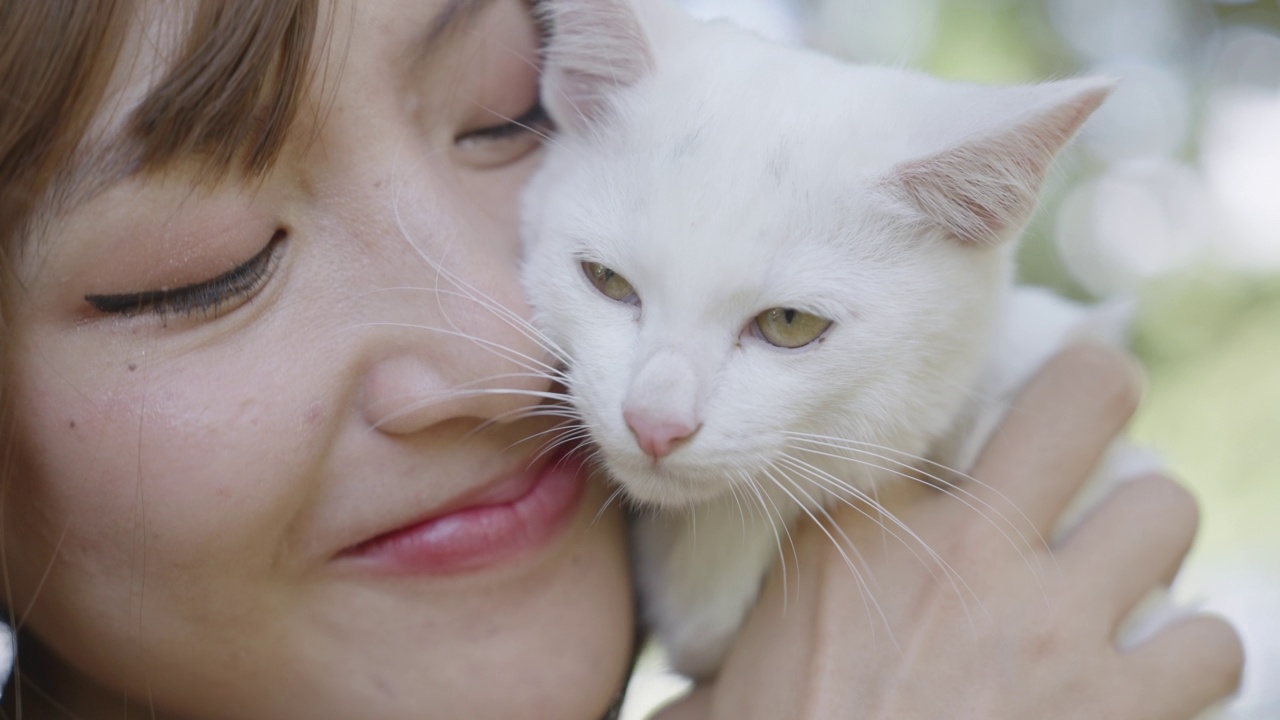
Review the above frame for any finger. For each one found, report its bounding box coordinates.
[969,341,1143,537]
[1124,614,1245,720]
[1058,474,1198,619]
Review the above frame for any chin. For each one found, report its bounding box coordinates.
[606,453,734,509]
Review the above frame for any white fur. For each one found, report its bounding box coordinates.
[522,0,1181,684]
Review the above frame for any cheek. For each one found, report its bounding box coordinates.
[455,148,544,231]
[3,339,323,619]
[705,358,819,443]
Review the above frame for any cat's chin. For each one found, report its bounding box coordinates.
[605,454,735,509]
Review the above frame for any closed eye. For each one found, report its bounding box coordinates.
[455,101,552,168]
[85,229,286,320]
[460,101,551,143]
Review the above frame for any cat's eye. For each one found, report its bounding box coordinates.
[753,308,832,349]
[582,262,638,305]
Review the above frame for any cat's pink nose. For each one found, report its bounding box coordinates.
[623,409,699,460]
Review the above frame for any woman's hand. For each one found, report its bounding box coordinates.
[658,343,1244,720]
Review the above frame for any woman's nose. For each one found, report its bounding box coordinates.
[352,211,557,437]
[316,82,557,437]
[361,341,557,435]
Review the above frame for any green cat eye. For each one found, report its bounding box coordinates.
[582,262,638,304]
[754,307,832,349]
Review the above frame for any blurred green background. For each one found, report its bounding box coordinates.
[924,5,1280,712]
[908,8,1280,716]
[815,0,1280,714]
[903,0,1280,553]
[623,1,1280,717]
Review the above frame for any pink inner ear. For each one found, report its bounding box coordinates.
[893,82,1111,246]
[896,135,1046,246]
[540,0,655,130]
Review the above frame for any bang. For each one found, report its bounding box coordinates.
[130,0,321,178]
[0,0,325,250]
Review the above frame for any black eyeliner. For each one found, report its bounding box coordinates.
[468,101,551,141]
[86,230,286,318]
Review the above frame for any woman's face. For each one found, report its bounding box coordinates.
[3,1,632,718]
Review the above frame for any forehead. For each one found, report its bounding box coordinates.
[571,140,854,317]
[57,0,498,211]
[607,105,855,239]
[566,78,919,312]
[37,1,324,235]
[14,0,526,287]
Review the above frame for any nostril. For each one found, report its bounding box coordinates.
[623,409,700,460]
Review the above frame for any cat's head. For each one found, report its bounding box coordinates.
[522,0,1110,508]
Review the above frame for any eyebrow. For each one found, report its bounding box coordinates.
[47,0,505,225]
[415,0,499,64]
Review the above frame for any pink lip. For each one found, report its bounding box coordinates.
[339,451,589,575]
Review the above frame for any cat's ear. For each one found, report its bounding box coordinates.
[887,78,1113,246]
[539,0,655,132]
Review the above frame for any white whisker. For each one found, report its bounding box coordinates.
[341,321,564,378]
[463,397,579,442]
[740,469,798,611]
[526,431,594,468]
[784,432,1048,587]
[777,454,986,632]
[786,431,1046,552]
[370,387,573,433]
[15,519,69,631]
[592,485,628,527]
[759,464,896,650]
[507,422,583,450]
[470,101,556,143]
[369,285,572,367]
[725,472,750,534]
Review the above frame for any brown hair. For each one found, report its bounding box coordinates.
[0,0,323,710]
[0,0,321,253]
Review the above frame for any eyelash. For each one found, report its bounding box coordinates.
[459,101,551,144]
[81,103,543,322]
[85,230,286,320]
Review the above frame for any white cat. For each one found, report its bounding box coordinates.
[521,0,1163,680]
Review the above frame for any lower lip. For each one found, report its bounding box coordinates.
[342,453,588,575]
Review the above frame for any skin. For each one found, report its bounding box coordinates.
[5,1,632,718]
[663,344,1244,720]
[0,1,1243,719]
